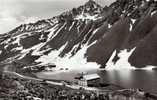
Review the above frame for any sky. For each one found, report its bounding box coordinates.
[0,0,115,34]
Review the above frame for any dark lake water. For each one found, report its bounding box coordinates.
[99,69,157,94]
[36,69,157,94]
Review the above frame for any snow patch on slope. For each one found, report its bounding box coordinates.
[47,24,58,41]
[151,11,157,16]
[75,13,100,21]
[105,48,156,70]
[139,66,156,70]
[36,42,100,71]
[17,43,47,60]
[35,43,68,65]
[69,22,75,31]
[105,48,136,70]
[87,28,99,43]
[108,24,112,28]
[131,19,136,24]
[49,22,66,40]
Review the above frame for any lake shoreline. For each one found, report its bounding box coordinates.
[3,62,157,94]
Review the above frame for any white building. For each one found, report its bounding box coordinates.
[76,73,100,87]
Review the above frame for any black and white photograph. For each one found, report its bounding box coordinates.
[1,0,157,99]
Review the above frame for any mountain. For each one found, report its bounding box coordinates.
[1,0,157,71]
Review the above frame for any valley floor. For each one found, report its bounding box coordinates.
[1,64,157,100]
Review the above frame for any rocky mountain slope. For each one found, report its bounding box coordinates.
[1,0,157,71]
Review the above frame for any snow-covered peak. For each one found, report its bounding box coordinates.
[73,0,102,21]
[56,0,103,21]
[79,0,103,15]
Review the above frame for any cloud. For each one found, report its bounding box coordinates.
[0,10,21,34]
[0,0,87,33]
[0,17,19,34]
[0,9,40,34]
[0,0,23,33]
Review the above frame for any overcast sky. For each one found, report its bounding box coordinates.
[0,0,115,34]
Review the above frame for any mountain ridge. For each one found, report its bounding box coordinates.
[1,0,157,71]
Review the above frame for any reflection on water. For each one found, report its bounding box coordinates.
[99,69,157,94]
[36,67,157,94]
[36,69,98,81]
